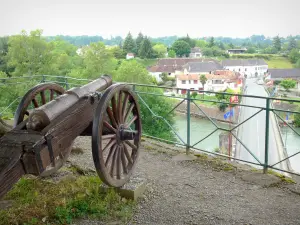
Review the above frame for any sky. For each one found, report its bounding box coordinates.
[0,0,299,38]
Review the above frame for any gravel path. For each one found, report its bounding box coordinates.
[70,137,300,225]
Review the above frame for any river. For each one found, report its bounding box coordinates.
[174,113,300,173]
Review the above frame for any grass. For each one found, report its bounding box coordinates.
[267,170,296,184]
[0,173,135,225]
[135,58,158,67]
[266,56,294,69]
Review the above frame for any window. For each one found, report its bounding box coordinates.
[255,67,257,70]
[212,80,223,84]
[194,80,198,84]
[189,80,191,84]
[245,68,247,71]
[239,68,241,72]
[182,80,186,84]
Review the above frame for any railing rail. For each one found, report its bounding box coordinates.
[1,75,300,177]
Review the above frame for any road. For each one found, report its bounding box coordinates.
[236,79,289,171]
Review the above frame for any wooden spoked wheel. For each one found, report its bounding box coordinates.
[14,83,72,177]
[14,83,65,128]
[92,84,142,187]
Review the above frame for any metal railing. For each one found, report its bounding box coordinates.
[1,75,300,176]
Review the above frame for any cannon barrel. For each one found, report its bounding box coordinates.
[26,75,112,131]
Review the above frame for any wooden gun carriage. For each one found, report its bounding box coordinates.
[0,75,141,199]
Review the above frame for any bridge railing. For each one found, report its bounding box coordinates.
[1,75,300,176]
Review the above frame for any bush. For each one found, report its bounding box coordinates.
[294,108,300,127]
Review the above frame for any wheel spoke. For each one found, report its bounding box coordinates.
[106,107,118,128]
[105,144,117,167]
[40,91,46,105]
[117,91,123,123]
[111,95,119,124]
[116,147,121,179]
[102,139,116,152]
[110,146,118,176]
[50,90,54,101]
[125,115,137,128]
[125,140,137,151]
[123,143,133,165]
[104,120,117,133]
[102,134,116,140]
[32,98,39,108]
[120,146,128,174]
[124,103,134,124]
[122,93,129,124]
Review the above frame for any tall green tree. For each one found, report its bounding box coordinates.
[123,32,136,54]
[200,74,207,89]
[196,40,207,48]
[289,49,300,64]
[171,40,191,57]
[273,35,282,52]
[6,29,53,76]
[288,37,297,52]
[178,34,196,48]
[168,49,176,58]
[135,32,144,54]
[138,37,154,59]
[0,37,11,76]
[209,37,215,47]
[153,44,167,58]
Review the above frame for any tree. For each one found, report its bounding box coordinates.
[0,37,11,76]
[123,32,136,54]
[296,59,300,68]
[229,43,234,49]
[80,42,117,79]
[171,40,191,57]
[153,44,167,58]
[273,35,282,52]
[289,49,300,64]
[196,40,207,48]
[167,49,176,58]
[209,37,215,47]
[178,34,196,48]
[135,32,144,54]
[246,47,256,54]
[288,37,297,52]
[138,37,154,59]
[200,74,207,90]
[280,79,297,91]
[294,107,300,127]
[6,29,53,76]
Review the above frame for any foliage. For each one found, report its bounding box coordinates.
[171,40,191,57]
[266,56,294,69]
[195,40,207,48]
[274,80,281,85]
[215,88,238,111]
[135,32,144,54]
[296,59,300,68]
[123,32,136,54]
[109,46,126,59]
[153,44,167,58]
[167,49,176,58]
[0,175,135,225]
[138,37,154,59]
[200,74,207,89]
[191,92,198,99]
[288,36,297,52]
[273,35,282,52]
[208,37,215,47]
[246,47,256,54]
[288,49,300,64]
[280,79,297,91]
[294,108,300,127]
[178,34,196,48]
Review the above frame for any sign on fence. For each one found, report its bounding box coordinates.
[224,109,234,120]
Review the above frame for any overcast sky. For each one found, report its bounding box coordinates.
[0,0,299,38]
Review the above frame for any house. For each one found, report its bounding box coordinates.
[175,70,240,94]
[148,58,218,78]
[266,69,300,89]
[222,59,268,78]
[126,53,135,60]
[227,48,247,54]
[189,47,202,58]
[182,61,223,74]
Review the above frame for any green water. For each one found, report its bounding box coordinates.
[173,114,229,152]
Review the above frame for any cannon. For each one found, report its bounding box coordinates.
[0,75,142,198]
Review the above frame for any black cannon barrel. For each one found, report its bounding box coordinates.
[26,75,112,131]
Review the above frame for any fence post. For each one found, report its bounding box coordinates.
[41,75,45,83]
[186,89,191,155]
[264,98,270,173]
[65,77,69,90]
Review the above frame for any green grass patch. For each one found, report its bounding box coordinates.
[0,175,135,225]
[135,58,158,67]
[268,170,296,184]
[266,56,294,69]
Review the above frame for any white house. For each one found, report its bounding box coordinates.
[266,69,300,90]
[189,47,202,58]
[126,53,135,60]
[222,59,268,78]
[175,70,240,94]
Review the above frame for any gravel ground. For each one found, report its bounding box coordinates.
[70,137,300,225]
